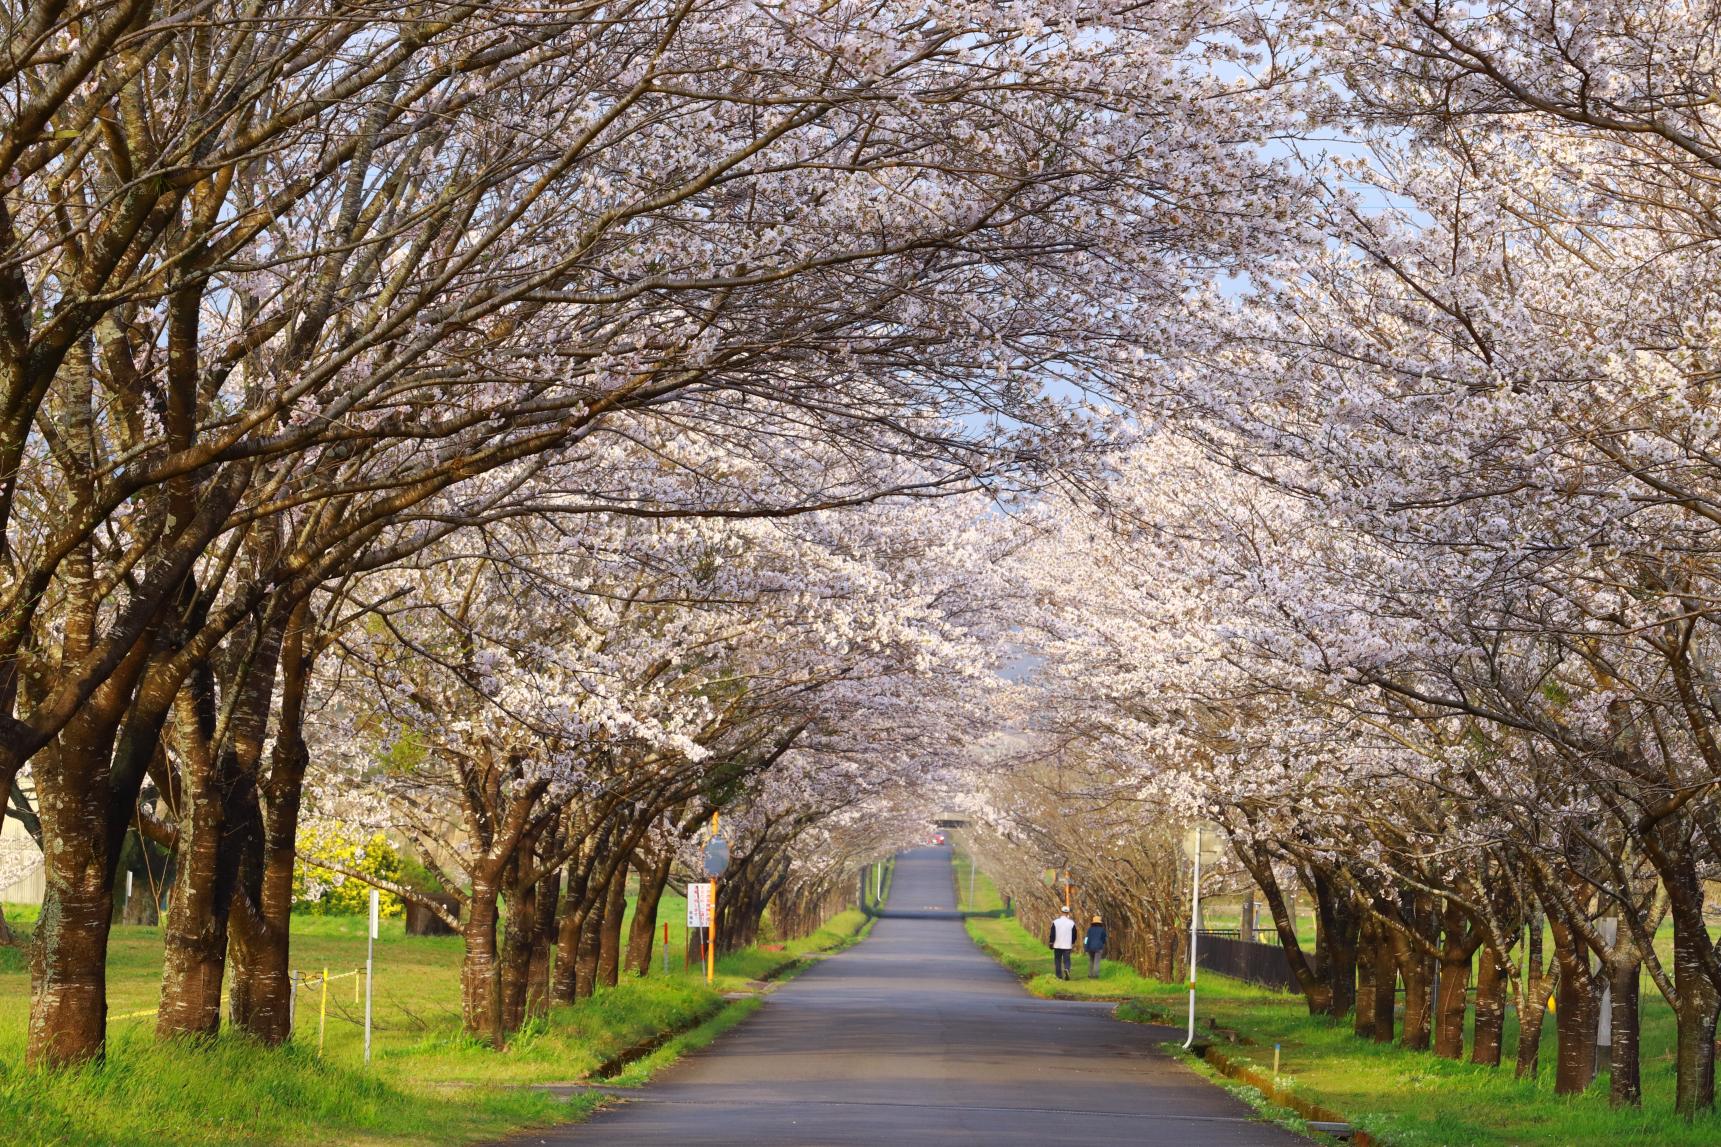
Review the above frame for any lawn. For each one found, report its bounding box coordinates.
[956,852,1721,1147]
[0,896,870,1146]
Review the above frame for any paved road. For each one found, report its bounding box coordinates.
[520,846,1308,1145]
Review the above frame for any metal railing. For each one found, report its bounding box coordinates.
[1195,932,1308,993]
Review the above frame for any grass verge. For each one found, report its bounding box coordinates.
[958,859,1721,1147]
[0,902,870,1146]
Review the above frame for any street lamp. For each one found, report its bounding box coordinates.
[1180,822,1220,1050]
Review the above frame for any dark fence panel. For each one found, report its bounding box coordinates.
[1195,932,1306,993]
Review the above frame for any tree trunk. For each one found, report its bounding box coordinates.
[1400,952,1433,1051]
[525,868,560,1017]
[550,836,604,1005]
[25,664,163,1066]
[500,875,536,1034]
[159,600,285,1043]
[26,777,117,1066]
[1551,933,1598,1096]
[597,860,629,988]
[1155,927,1178,982]
[1238,843,1332,1014]
[1471,945,1505,1068]
[1433,951,1471,1059]
[227,603,313,1046]
[1671,906,1719,1117]
[1311,871,1359,1019]
[1354,918,1377,1038]
[1609,950,1641,1107]
[575,888,605,1000]
[1372,931,1397,1043]
[627,851,673,977]
[1516,921,1551,1082]
[461,883,504,1047]
[155,743,238,1041]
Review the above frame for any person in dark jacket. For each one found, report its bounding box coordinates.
[1084,915,1107,978]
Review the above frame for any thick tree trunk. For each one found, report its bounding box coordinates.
[1354,918,1377,1038]
[226,781,295,1045]
[227,605,312,1046]
[574,889,605,1000]
[1471,946,1505,1068]
[597,860,629,988]
[525,868,560,1017]
[1400,952,1433,1051]
[159,602,285,1043]
[26,780,117,1066]
[1551,935,1598,1095]
[627,851,673,977]
[1670,908,1719,1117]
[1312,872,1359,1019]
[1372,932,1397,1043]
[1155,927,1178,982]
[155,747,238,1041]
[461,884,504,1047]
[1516,921,1551,1082]
[1433,952,1471,1059]
[1432,900,1481,1060]
[550,837,603,1005]
[25,666,162,1066]
[500,876,537,1035]
[1609,951,1641,1107]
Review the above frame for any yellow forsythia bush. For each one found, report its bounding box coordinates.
[291,826,406,917]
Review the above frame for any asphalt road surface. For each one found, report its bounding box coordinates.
[518,846,1309,1146]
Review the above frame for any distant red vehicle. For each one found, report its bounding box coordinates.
[932,833,946,846]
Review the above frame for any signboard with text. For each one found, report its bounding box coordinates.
[687,881,714,928]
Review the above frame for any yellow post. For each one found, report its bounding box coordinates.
[318,967,329,1056]
[354,969,361,1005]
[706,880,717,984]
[706,811,721,985]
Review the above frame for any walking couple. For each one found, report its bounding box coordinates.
[1048,906,1105,980]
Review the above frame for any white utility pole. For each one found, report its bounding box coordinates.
[1183,824,1202,1050]
[365,889,378,1064]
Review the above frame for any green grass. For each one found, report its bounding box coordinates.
[0,898,869,1146]
[958,862,1721,1147]
[951,850,1000,913]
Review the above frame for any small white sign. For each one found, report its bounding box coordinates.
[687,881,714,928]
[369,889,380,940]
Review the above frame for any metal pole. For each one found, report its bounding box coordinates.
[706,881,717,984]
[706,812,720,984]
[319,966,329,1056]
[1182,826,1202,1050]
[365,890,377,1064]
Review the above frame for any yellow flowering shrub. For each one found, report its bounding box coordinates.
[292,826,406,917]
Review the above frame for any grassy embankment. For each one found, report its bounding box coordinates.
[953,848,1721,1147]
[0,894,871,1147]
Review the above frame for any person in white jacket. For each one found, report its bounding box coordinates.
[1047,907,1078,980]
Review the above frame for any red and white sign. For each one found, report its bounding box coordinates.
[687,881,714,928]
